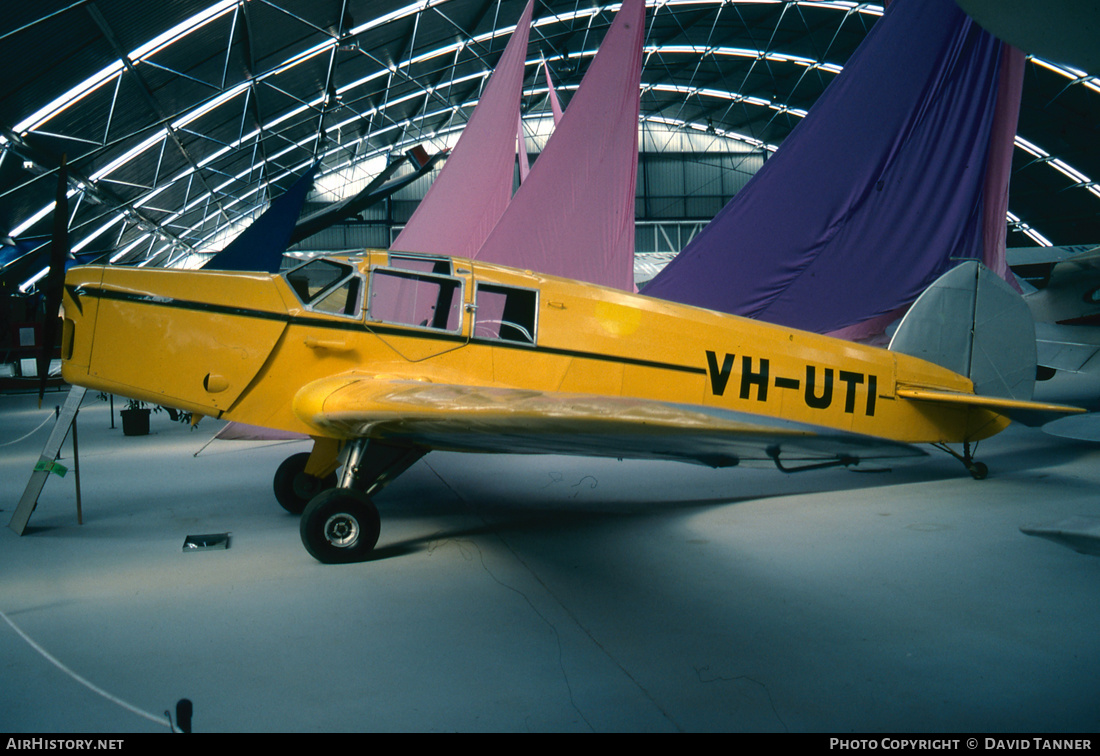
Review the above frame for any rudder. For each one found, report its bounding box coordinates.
[888,261,1037,400]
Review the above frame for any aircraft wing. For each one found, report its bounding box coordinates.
[292,374,927,470]
[1007,245,1100,269]
[1034,322,1100,374]
[1009,244,1100,317]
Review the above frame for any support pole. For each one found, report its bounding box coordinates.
[72,411,82,525]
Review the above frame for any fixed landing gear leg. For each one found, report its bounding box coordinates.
[935,441,988,480]
[300,439,426,564]
[338,438,425,496]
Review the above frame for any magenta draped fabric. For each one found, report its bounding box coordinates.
[473,0,644,292]
[391,0,533,259]
[980,42,1025,290]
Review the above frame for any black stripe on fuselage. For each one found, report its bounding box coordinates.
[80,286,708,377]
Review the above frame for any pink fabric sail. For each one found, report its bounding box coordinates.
[980,42,1025,290]
[518,113,531,182]
[473,0,644,292]
[518,58,564,184]
[543,57,563,124]
[391,0,533,259]
[215,422,306,441]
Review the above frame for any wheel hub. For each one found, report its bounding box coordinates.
[323,513,360,548]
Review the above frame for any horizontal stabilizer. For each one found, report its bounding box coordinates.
[1021,516,1100,557]
[897,386,1084,425]
[897,387,1083,413]
[1040,412,1100,441]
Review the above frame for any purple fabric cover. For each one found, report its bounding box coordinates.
[391,0,533,259]
[643,0,1019,336]
[473,0,644,292]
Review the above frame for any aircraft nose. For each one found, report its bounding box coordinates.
[59,267,100,373]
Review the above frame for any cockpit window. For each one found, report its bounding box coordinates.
[472,283,537,345]
[368,268,462,332]
[284,259,363,318]
[387,253,452,276]
[312,277,361,316]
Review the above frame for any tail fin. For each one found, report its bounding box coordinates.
[889,261,1036,400]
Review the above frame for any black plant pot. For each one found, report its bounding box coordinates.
[120,408,151,436]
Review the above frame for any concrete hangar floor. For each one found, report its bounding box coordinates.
[1,387,1098,733]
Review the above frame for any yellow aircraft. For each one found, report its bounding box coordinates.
[58,250,1079,563]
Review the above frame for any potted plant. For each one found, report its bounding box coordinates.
[98,393,195,436]
[119,399,151,436]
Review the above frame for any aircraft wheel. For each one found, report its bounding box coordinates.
[968,461,989,480]
[274,452,337,515]
[300,489,381,564]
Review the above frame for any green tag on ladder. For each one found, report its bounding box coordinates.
[34,459,68,478]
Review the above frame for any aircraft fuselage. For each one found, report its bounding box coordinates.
[60,249,1007,451]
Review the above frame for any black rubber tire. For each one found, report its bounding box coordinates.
[968,461,989,480]
[300,488,381,564]
[273,452,337,515]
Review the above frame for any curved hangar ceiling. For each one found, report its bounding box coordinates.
[0,0,1097,291]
